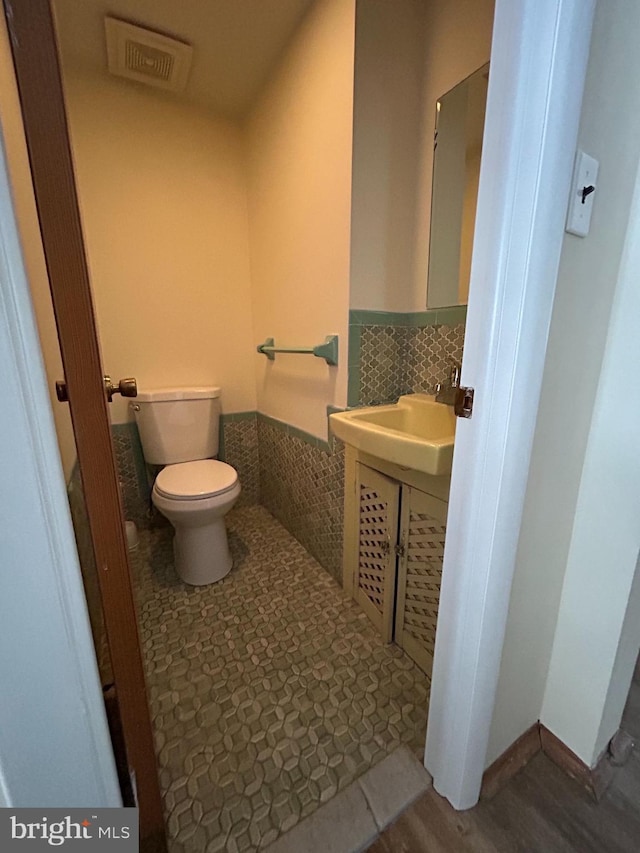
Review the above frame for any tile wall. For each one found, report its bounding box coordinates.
[257,416,344,584]
[219,413,261,507]
[348,308,467,407]
[112,422,152,527]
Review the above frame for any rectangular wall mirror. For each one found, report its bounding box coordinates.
[427,63,489,309]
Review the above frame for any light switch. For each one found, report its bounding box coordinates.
[566,149,599,237]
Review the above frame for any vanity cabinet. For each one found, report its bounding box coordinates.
[344,447,449,676]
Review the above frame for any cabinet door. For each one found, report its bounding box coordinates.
[353,464,400,642]
[395,486,448,676]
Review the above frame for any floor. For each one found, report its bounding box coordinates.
[131,505,430,853]
[366,657,640,853]
[265,745,432,853]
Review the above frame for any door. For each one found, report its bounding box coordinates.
[3,2,166,849]
[354,463,399,642]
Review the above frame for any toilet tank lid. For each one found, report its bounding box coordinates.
[135,386,221,402]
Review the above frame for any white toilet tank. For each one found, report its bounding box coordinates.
[133,386,221,465]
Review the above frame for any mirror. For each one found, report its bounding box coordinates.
[427,63,489,309]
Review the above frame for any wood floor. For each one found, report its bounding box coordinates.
[368,660,640,852]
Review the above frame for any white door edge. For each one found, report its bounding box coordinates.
[425,0,596,808]
[0,126,121,805]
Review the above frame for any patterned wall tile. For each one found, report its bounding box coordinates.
[404,322,466,394]
[358,326,408,406]
[357,322,465,406]
[221,416,260,507]
[257,419,344,584]
[112,422,152,526]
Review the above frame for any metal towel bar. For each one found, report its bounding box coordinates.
[256,335,338,366]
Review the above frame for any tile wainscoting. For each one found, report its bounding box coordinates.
[348,307,467,407]
[112,421,152,526]
[257,415,344,585]
[218,412,261,507]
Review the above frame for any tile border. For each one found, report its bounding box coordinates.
[221,411,259,423]
[349,305,467,327]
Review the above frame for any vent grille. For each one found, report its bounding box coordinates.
[125,40,174,82]
[105,18,193,94]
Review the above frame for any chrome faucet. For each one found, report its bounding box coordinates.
[435,361,461,406]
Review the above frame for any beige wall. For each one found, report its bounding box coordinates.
[0,17,77,480]
[414,0,494,310]
[349,0,494,312]
[246,0,354,439]
[349,0,427,312]
[62,72,257,424]
[488,0,640,767]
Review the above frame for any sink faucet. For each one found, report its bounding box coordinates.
[435,361,461,406]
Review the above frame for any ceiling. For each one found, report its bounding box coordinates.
[52,0,315,118]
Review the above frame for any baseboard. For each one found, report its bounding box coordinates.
[539,725,594,794]
[481,722,634,801]
[481,723,541,800]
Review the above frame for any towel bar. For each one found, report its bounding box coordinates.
[256,335,338,366]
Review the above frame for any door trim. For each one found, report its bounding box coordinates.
[426,0,596,808]
[3,1,166,845]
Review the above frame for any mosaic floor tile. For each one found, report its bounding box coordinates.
[132,506,429,852]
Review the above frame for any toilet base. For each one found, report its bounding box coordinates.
[173,517,232,585]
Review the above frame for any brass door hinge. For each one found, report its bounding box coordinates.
[454,386,474,418]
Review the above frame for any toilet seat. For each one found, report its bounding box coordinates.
[154,460,238,501]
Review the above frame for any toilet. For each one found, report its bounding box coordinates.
[132,386,241,585]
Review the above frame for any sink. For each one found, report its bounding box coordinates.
[329,393,455,476]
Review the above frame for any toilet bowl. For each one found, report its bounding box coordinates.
[151,459,241,585]
[131,386,241,586]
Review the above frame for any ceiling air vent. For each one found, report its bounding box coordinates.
[105,17,193,94]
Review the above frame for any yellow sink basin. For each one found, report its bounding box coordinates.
[330,393,455,476]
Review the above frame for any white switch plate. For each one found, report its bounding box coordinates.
[566,149,599,237]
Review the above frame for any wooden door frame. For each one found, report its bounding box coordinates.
[3,1,166,847]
